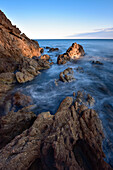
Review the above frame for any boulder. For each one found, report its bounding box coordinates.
[57,42,85,64]
[0,93,111,169]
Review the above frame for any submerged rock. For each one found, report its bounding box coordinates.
[0,92,111,169]
[92,60,103,65]
[57,42,85,64]
[48,47,59,52]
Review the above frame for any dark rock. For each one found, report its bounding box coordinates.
[92,60,103,65]
[48,47,59,52]
[76,66,84,73]
[0,105,36,149]
[39,47,44,53]
[57,42,85,64]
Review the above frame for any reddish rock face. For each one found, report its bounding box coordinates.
[57,42,85,64]
[0,10,40,73]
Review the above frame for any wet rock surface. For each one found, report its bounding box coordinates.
[0,92,112,170]
[57,42,85,64]
[59,67,75,82]
[92,60,103,65]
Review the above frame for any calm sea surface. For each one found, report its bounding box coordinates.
[12,39,113,166]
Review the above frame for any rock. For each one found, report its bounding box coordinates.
[40,54,50,61]
[0,72,16,84]
[45,46,50,49]
[16,71,34,83]
[0,93,111,169]
[0,72,16,110]
[59,68,75,82]
[0,105,36,149]
[86,94,95,106]
[57,42,85,64]
[0,10,40,73]
[13,91,32,107]
[92,60,103,65]
[57,53,70,64]
[39,47,44,53]
[48,47,59,52]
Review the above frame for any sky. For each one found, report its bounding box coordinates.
[0,0,113,39]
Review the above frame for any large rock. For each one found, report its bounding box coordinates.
[0,92,111,169]
[0,105,36,149]
[0,10,40,73]
[57,42,85,64]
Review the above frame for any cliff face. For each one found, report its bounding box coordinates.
[0,10,40,73]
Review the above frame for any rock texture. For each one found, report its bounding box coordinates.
[59,67,75,82]
[57,42,85,64]
[0,10,40,73]
[0,92,112,170]
[0,105,36,149]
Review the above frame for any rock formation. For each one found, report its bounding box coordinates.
[0,10,41,73]
[57,42,85,64]
[59,67,75,82]
[0,92,112,170]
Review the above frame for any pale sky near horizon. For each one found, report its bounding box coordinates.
[0,0,113,39]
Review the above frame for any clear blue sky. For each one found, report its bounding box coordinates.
[0,0,113,39]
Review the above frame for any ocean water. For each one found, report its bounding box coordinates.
[12,39,113,166]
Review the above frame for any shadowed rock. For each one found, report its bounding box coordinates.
[0,92,111,170]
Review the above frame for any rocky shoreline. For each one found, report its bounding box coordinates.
[0,10,112,169]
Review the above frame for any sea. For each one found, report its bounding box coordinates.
[10,39,113,166]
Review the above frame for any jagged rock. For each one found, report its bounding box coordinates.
[92,60,103,65]
[59,68,75,82]
[0,105,36,149]
[0,93,111,170]
[40,54,50,61]
[57,42,85,64]
[0,10,40,73]
[13,91,32,107]
[39,47,44,53]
